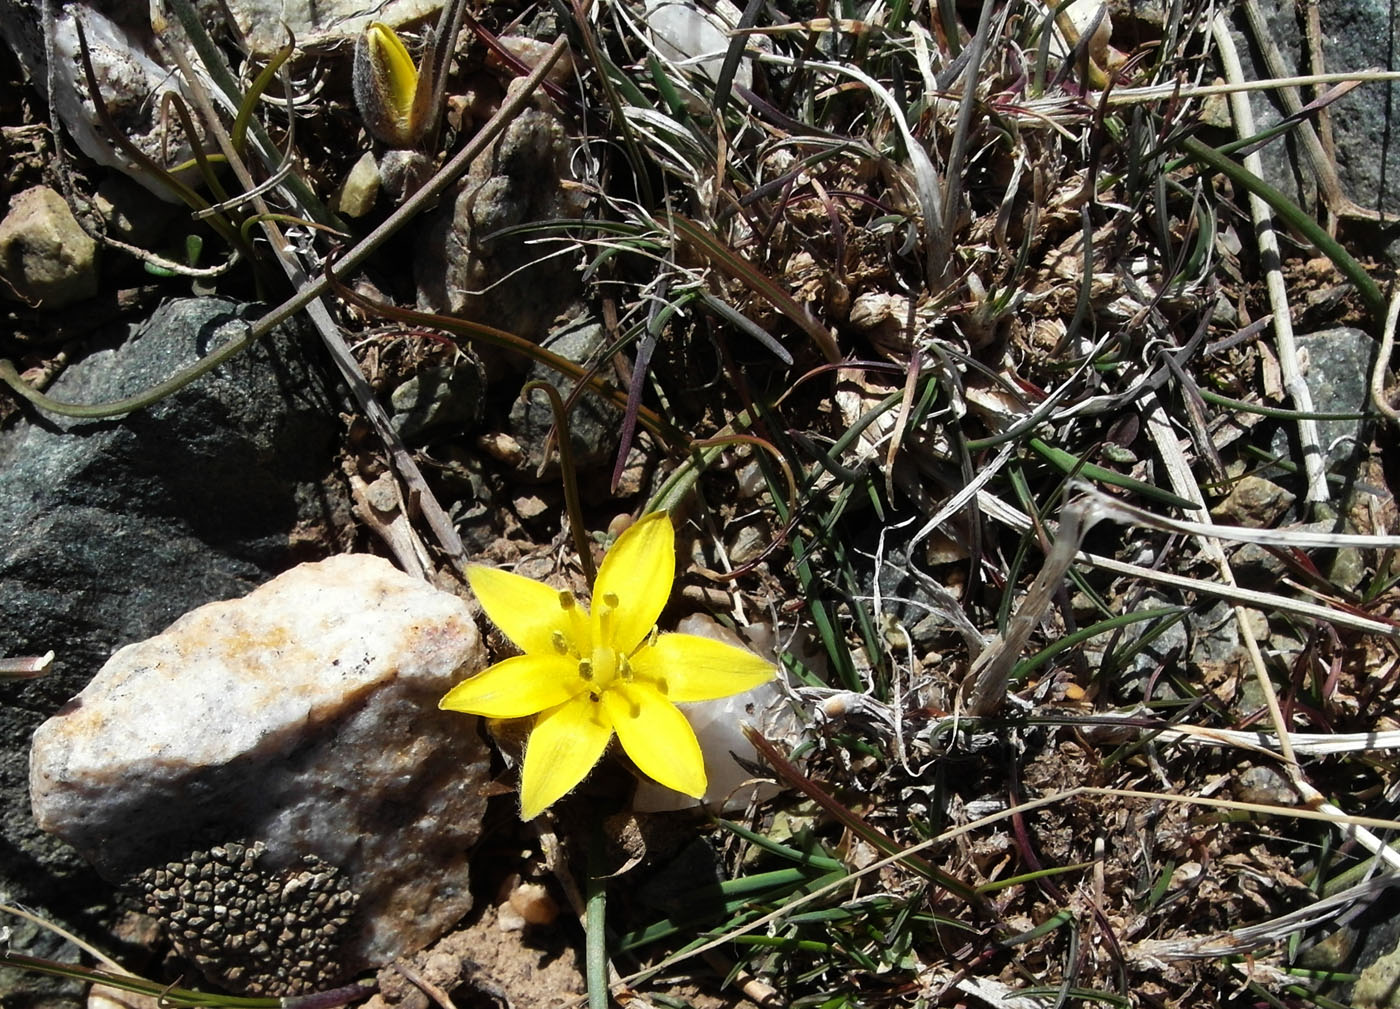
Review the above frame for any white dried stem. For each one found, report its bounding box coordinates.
[1212,14,1329,505]
[976,490,1400,637]
[1372,286,1400,427]
[1144,392,1298,767]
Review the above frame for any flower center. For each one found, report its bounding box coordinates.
[580,643,631,690]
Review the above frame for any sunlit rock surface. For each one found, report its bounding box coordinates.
[30,554,489,994]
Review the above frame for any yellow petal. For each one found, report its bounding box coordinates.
[604,683,706,798]
[353,22,420,146]
[439,654,584,718]
[519,695,613,819]
[368,24,418,123]
[467,565,586,656]
[631,633,775,702]
[593,512,674,653]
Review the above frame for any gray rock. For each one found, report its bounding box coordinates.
[507,319,621,477]
[0,296,349,1004]
[391,360,485,441]
[0,185,98,307]
[1107,592,1188,696]
[30,554,489,995]
[1227,0,1400,219]
[1270,327,1374,464]
[1232,764,1300,806]
[416,108,588,343]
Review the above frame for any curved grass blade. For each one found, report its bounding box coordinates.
[1178,135,1384,324]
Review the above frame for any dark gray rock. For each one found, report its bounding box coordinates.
[0,296,349,1004]
[1228,0,1400,220]
[390,360,485,442]
[507,319,621,478]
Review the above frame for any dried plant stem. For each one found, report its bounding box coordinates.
[1373,286,1400,426]
[959,495,1103,716]
[1144,394,1295,764]
[1212,17,1329,506]
[1104,68,1400,105]
[976,490,1400,637]
[1133,871,1396,959]
[1149,724,1400,757]
[0,651,53,678]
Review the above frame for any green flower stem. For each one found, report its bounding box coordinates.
[586,824,609,1009]
[232,43,295,156]
[1009,606,1187,684]
[1028,437,1196,510]
[1198,387,1372,421]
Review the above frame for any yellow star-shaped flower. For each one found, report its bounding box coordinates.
[441,512,776,819]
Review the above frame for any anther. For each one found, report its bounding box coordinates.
[558,590,576,610]
[577,659,593,681]
[551,630,569,655]
[602,592,620,609]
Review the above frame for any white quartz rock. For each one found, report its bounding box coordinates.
[30,554,489,994]
[46,7,200,200]
[645,0,753,91]
[632,615,791,813]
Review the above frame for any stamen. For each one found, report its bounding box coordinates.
[628,626,659,661]
[558,590,576,610]
[618,655,633,682]
[596,591,617,644]
[550,630,569,655]
[588,691,600,703]
[577,658,594,681]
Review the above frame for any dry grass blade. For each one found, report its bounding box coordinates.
[960,495,1105,716]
